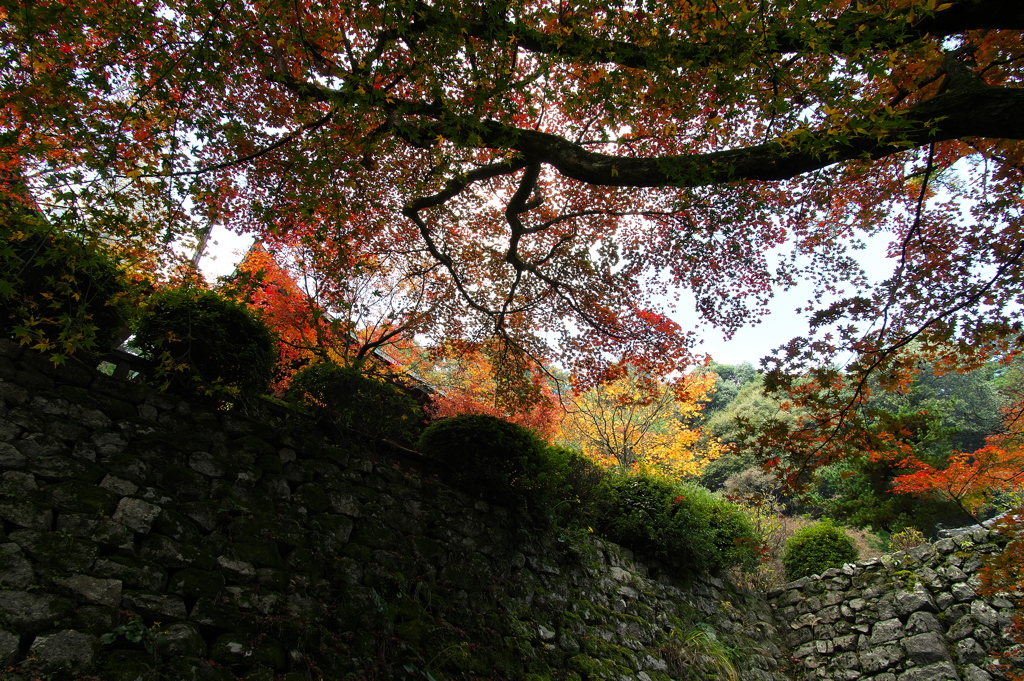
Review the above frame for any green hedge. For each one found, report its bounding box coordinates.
[132,288,276,404]
[588,474,760,574]
[1,210,135,359]
[417,414,556,506]
[287,362,421,440]
[782,519,858,580]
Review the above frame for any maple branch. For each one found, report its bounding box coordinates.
[407,0,1024,71]
[152,109,335,178]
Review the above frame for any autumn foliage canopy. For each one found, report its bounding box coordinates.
[2,0,1024,458]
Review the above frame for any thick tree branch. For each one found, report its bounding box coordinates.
[403,0,1024,71]
[393,86,1024,188]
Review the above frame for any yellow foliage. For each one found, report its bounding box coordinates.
[559,369,724,478]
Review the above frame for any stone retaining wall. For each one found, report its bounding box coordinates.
[1,336,1019,680]
[769,528,1021,681]
[0,339,793,680]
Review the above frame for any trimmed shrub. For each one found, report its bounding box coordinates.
[1,209,136,359]
[417,414,554,505]
[782,519,858,580]
[132,288,276,404]
[589,474,760,574]
[545,445,607,525]
[287,362,421,440]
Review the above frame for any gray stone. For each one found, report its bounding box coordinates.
[0,590,74,634]
[112,496,162,533]
[155,621,207,657]
[27,630,100,674]
[0,628,18,664]
[8,528,98,571]
[951,582,976,602]
[121,590,188,620]
[970,600,1000,629]
[0,442,26,468]
[902,631,951,665]
[859,644,903,674]
[895,587,937,616]
[56,574,123,608]
[896,661,961,681]
[56,513,134,551]
[963,663,993,681]
[92,556,168,591]
[906,611,945,635]
[99,474,138,496]
[0,542,34,587]
[955,638,987,665]
[870,618,905,645]
[190,450,226,477]
[216,555,256,582]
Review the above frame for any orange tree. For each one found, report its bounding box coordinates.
[409,341,564,441]
[3,0,1024,451]
[559,367,722,478]
[229,241,441,390]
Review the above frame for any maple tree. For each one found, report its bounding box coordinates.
[3,0,1024,438]
[414,342,564,441]
[230,241,438,390]
[559,367,722,478]
[891,444,1024,522]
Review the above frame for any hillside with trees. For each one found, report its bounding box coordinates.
[3,0,1024,672]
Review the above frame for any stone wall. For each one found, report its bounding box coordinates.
[1,337,1019,681]
[0,339,794,681]
[769,528,1021,681]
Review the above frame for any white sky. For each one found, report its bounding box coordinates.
[199,225,898,367]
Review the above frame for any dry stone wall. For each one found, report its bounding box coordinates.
[769,528,1021,681]
[0,336,1019,681]
[0,338,794,681]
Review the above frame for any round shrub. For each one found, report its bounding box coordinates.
[782,519,858,580]
[1,210,136,358]
[545,445,607,525]
[589,474,759,574]
[132,288,276,403]
[287,362,421,440]
[417,414,553,505]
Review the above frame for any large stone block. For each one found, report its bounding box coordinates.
[902,631,951,665]
[0,589,74,634]
[27,630,101,675]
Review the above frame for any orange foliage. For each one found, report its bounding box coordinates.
[980,512,1024,681]
[560,368,723,478]
[891,446,1024,519]
[420,347,563,442]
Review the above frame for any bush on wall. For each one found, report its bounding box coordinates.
[1,208,137,360]
[589,473,760,575]
[132,287,277,405]
[782,518,858,580]
[417,414,556,506]
[287,362,421,440]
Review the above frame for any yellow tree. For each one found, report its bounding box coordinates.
[560,368,723,478]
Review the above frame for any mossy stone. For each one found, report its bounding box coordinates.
[71,604,118,635]
[310,513,354,554]
[7,528,99,571]
[169,568,227,599]
[241,664,276,681]
[231,541,284,568]
[153,508,203,543]
[296,482,328,513]
[57,513,134,551]
[49,479,119,516]
[91,555,168,591]
[101,650,161,681]
[139,533,215,570]
[154,464,210,501]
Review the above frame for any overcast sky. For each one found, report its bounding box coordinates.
[199,225,898,368]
